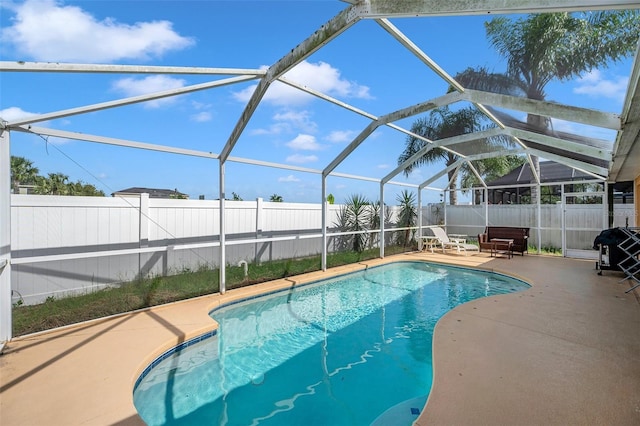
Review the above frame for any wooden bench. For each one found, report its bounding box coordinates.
[478,226,529,256]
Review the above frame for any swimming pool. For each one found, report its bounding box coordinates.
[133,261,529,425]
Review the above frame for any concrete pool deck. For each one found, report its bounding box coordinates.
[1,252,639,425]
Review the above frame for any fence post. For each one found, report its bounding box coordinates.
[166,245,174,277]
[138,193,149,280]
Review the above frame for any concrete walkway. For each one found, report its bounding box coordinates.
[1,253,638,425]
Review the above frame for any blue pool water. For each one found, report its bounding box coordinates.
[133,261,529,425]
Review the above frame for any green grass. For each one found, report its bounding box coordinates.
[12,245,414,337]
[529,244,562,255]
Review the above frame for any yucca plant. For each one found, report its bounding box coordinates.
[332,204,351,252]
[368,200,382,249]
[396,190,417,247]
[345,194,370,253]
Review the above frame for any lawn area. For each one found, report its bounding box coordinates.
[13,245,412,336]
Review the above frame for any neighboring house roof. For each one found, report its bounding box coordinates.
[112,187,188,199]
[487,161,592,186]
[485,162,633,195]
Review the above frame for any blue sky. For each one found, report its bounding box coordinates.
[0,0,634,204]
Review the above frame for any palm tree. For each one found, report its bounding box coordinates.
[10,156,39,194]
[36,173,69,195]
[456,11,640,202]
[269,194,283,202]
[398,105,488,205]
[69,181,105,196]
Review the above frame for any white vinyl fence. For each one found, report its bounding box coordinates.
[441,203,634,250]
[10,194,635,305]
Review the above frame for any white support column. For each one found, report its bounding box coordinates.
[603,182,609,230]
[417,187,422,250]
[321,177,327,271]
[0,130,12,346]
[561,184,566,257]
[255,197,263,265]
[379,183,385,258]
[219,162,226,294]
[443,191,448,229]
[484,188,489,228]
[536,183,542,254]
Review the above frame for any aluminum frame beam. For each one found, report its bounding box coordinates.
[219,6,360,163]
[6,75,259,127]
[279,75,461,160]
[0,61,266,76]
[507,128,613,161]
[528,148,609,177]
[461,89,622,130]
[324,91,464,176]
[610,41,640,181]
[355,0,640,18]
[420,159,465,189]
[381,128,504,184]
[14,126,219,159]
[8,124,420,189]
[374,18,511,135]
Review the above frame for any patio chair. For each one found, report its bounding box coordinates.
[477,233,493,252]
[427,226,479,255]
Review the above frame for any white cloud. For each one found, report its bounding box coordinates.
[0,107,73,143]
[286,154,318,164]
[286,134,322,151]
[574,69,629,103]
[232,60,372,106]
[0,106,39,122]
[325,130,355,143]
[1,0,194,62]
[377,164,389,169]
[189,101,213,122]
[251,109,317,135]
[250,123,290,136]
[278,175,300,183]
[112,75,186,108]
[0,106,59,129]
[191,111,212,122]
[191,101,211,110]
[274,110,317,133]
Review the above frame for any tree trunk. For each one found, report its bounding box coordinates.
[527,113,548,205]
[448,170,458,205]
